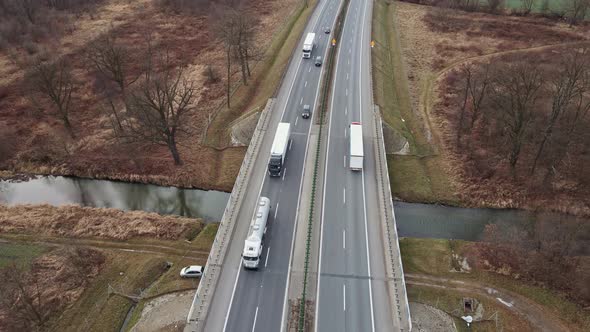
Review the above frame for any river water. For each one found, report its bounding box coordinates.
[0,176,229,222]
[1,176,584,241]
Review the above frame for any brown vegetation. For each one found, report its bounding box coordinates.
[0,204,202,240]
[0,0,299,191]
[469,218,590,308]
[0,247,105,332]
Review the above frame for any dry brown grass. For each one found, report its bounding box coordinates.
[0,204,202,240]
[0,0,300,191]
[394,1,590,214]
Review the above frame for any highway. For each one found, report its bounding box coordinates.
[315,0,401,330]
[202,0,343,330]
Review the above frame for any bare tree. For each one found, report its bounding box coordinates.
[457,65,473,146]
[566,0,590,26]
[531,49,589,175]
[0,263,51,332]
[26,58,76,137]
[489,62,544,171]
[111,53,197,165]
[214,5,239,107]
[521,0,535,14]
[86,31,139,97]
[469,62,492,129]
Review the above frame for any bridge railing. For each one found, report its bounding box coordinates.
[185,99,273,331]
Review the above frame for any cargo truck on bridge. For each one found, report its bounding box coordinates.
[242,197,271,269]
[349,122,364,171]
[302,32,315,58]
[268,122,291,177]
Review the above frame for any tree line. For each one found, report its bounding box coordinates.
[452,48,590,187]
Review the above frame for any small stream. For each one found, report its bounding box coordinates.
[1,176,585,241]
[0,176,229,222]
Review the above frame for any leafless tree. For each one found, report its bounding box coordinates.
[469,62,492,129]
[531,49,589,175]
[86,31,140,97]
[110,53,197,165]
[0,263,51,332]
[457,65,473,146]
[488,62,544,171]
[26,58,76,137]
[214,5,239,107]
[521,0,535,14]
[565,0,590,26]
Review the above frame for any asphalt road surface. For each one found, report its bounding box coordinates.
[203,0,343,330]
[315,0,401,330]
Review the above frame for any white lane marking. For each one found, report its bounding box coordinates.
[251,306,259,332]
[343,229,346,249]
[308,67,311,73]
[345,106,348,115]
[295,116,299,126]
[343,155,346,168]
[346,73,349,80]
[289,139,293,151]
[343,284,346,311]
[282,167,287,181]
[223,259,243,331]
[348,59,350,65]
[359,0,376,328]
[265,247,271,267]
[343,188,346,204]
[344,127,347,138]
[345,88,348,96]
[314,0,347,330]
[300,97,303,105]
[274,202,280,220]
[349,48,351,54]
[305,81,308,87]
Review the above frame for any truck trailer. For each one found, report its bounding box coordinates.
[242,197,271,269]
[268,122,291,177]
[302,32,315,59]
[349,122,364,171]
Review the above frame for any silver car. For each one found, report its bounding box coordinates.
[180,265,203,278]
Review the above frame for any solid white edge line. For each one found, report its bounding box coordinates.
[265,247,271,268]
[358,0,376,328]
[223,259,243,331]
[314,0,347,329]
[251,306,259,332]
[279,0,341,330]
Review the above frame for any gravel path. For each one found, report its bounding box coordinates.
[130,290,195,332]
[410,302,457,332]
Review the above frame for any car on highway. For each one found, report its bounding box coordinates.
[315,56,322,67]
[324,27,331,34]
[180,265,203,278]
[302,104,311,119]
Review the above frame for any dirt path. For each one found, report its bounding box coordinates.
[130,290,194,332]
[406,273,571,332]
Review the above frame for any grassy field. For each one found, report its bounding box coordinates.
[372,0,459,204]
[400,238,590,331]
[0,242,48,269]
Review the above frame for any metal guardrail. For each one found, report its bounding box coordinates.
[373,108,412,331]
[185,99,273,331]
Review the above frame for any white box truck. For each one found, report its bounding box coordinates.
[349,122,364,171]
[302,32,315,59]
[242,197,271,269]
[268,122,291,177]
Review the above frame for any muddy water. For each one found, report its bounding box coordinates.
[0,176,229,222]
[393,201,588,242]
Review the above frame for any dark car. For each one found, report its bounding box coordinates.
[315,56,322,67]
[324,27,331,34]
[302,104,311,119]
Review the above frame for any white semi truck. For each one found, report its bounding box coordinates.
[268,122,291,177]
[349,122,364,171]
[242,197,271,269]
[302,32,316,58]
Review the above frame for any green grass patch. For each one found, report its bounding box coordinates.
[388,154,460,204]
[0,242,48,269]
[401,238,590,331]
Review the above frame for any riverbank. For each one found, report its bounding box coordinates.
[401,238,590,331]
[374,0,590,217]
[0,204,217,331]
